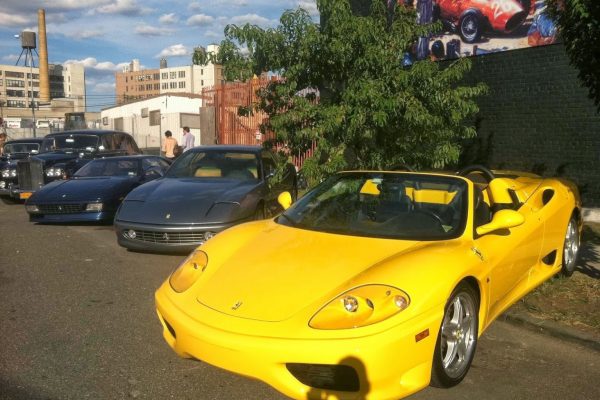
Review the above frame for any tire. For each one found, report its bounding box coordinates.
[431,283,479,388]
[561,215,580,277]
[459,11,482,44]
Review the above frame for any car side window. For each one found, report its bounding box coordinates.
[262,153,276,179]
[143,157,170,173]
[124,135,139,155]
[101,135,115,151]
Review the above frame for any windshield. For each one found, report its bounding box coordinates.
[41,134,99,153]
[74,159,141,177]
[3,142,39,155]
[165,150,259,180]
[277,172,469,240]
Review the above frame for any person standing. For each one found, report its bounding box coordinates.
[161,130,178,160]
[181,126,195,152]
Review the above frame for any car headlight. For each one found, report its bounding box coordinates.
[1,169,11,178]
[26,205,40,213]
[169,249,209,293]
[85,203,103,211]
[46,167,63,177]
[0,181,5,189]
[309,285,410,330]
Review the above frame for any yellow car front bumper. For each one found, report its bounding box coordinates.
[155,286,443,400]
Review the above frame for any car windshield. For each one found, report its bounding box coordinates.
[74,159,141,177]
[165,150,259,181]
[277,172,469,240]
[41,134,99,153]
[3,142,39,154]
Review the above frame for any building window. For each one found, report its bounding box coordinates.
[161,82,168,90]
[5,71,25,78]
[0,79,3,86]
[162,72,168,79]
[170,82,176,89]
[178,81,185,88]
[6,79,25,87]
[178,70,185,78]
[146,84,152,90]
[149,110,160,126]
[139,85,144,91]
[201,69,204,75]
[201,80,204,86]
[6,89,25,97]
[7,100,26,108]
[27,73,40,79]
[170,71,176,79]
[154,73,160,80]
[154,83,160,90]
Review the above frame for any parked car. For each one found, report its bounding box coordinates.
[24,155,170,223]
[12,130,140,201]
[155,166,581,400]
[0,138,44,197]
[114,145,297,253]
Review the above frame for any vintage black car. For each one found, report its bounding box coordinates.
[0,138,44,197]
[25,155,170,223]
[114,145,297,253]
[12,130,140,200]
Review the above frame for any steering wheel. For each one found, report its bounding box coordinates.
[457,165,495,183]
[414,208,445,226]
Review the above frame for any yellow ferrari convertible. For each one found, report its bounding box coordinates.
[155,166,582,400]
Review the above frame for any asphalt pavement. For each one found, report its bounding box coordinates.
[1,200,599,400]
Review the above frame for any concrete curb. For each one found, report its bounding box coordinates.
[583,208,600,223]
[501,310,600,352]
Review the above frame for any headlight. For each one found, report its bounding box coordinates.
[0,181,5,189]
[169,249,209,293]
[26,205,40,213]
[1,169,11,178]
[85,203,103,211]
[309,285,410,330]
[46,168,63,177]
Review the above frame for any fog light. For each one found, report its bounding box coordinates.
[26,205,40,213]
[394,295,408,310]
[343,296,359,312]
[204,231,216,240]
[126,229,136,239]
[85,203,103,212]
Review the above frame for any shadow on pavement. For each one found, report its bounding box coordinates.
[579,226,600,279]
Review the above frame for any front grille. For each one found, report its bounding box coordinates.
[124,229,206,244]
[38,204,85,214]
[286,363,360,392]
[17,159,44,191]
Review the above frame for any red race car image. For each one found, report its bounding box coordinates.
[437,0,531,43]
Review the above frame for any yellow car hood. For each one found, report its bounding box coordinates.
[196,223,420,322]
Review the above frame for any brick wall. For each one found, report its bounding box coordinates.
[460,44,600,207]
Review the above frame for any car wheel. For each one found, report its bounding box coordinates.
[459,11,482,43]
[561,216,580,277]
[431,283,479,388]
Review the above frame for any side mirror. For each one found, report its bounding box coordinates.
[144,167,164,180]
[476,209,525,236]
[277,191,293,210]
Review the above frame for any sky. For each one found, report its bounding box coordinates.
[0,0,318,111]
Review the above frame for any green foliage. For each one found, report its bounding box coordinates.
[547,1,600,112]
[204,0,487,187]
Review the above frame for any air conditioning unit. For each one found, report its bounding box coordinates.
[141,107,148,118]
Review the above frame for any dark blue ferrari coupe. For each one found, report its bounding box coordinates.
[24,155,170,223]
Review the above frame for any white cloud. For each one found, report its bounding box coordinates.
[76,29,105,39]
[188,1,202,12]
[230,14,272,26]
[187,14,214,26]
[297,1,318,17]
[155,44,190,58]
[93,82,115,93]
[0,12,31,27]
[63,57,128,72]
[135,24,174,36]
[159,13,178,25]
[2,54,20,62]
[95,0,152,16]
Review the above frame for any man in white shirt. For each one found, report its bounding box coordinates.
[182,126,195,152]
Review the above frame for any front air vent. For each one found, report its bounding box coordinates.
[542,250,557,266]
[286,363,360,392]
[542,189,554,205]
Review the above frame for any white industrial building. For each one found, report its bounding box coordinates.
[100,94,203,150]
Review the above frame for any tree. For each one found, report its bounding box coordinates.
[547,0,600,112]
[205,0,487,185]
